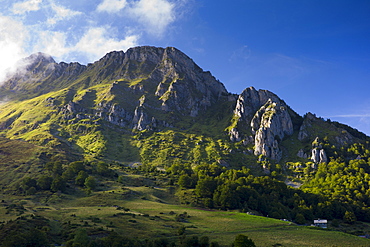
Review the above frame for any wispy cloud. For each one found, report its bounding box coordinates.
[47,2,82,25]
[229,45,251,62]
[32,31,69,59]
[12,0,42,15]
[97,0,128,13]
[74,27,139,62]
[95,0,177,37]
[129,0,175,37]
[32,27,139,63]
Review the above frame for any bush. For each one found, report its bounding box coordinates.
[232,234,256,247]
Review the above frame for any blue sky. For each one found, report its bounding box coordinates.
[0,0,369,135]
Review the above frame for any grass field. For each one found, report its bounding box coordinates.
[1,165,370,246]
[2,191,369,246]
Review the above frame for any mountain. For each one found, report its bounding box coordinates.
[1,46,370,245]
[0,46,367,167]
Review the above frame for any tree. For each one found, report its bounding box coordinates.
[195,176,218,198]
[213,183,239,209]
[199,236,210,247]
[26,187,37,195]
[181,236,199,247]
[84,176,97,191]
[232,234,256,247]
[3,228,49,247]
[21,177,37,191]
[67,228,90,247]
[75,171,88,186]
[95,162,114,177]
[178,174,193,189]
[62,167,76,180]
[295,213,306,225]
[70,161,85,173]
[343,210,357,224]
[37,175,53,190]
[22,228,49,247]
[52,161,64,176]
[51,176,66,192]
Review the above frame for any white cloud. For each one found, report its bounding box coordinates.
[229,46,251,62]
[31,26,139,63]
[74,27,139,62]
[47,2,82,25]
[96,0,185,37]
[39,2,140,61]
[97,0,127,13]
[0,0,186,78]
[130,0,175,37]
[32,31,69,58]
[0,15,28,82]
[12,0,42,15]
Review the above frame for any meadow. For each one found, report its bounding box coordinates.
[1,172,370,247]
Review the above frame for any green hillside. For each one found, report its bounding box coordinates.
[0,46,370,246]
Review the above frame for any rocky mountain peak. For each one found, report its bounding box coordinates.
[251,98,293,161]
[233,87,281,122]
[230,87,294,160]
[10,52,56,78]
[25,52,56,65]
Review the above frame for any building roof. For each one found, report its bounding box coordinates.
[314,219,327,224]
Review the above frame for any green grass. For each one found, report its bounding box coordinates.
[0,164,369,246]
[118,199,370,246]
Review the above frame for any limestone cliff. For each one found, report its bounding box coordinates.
[251,99,293,160]
[230,87,293,161]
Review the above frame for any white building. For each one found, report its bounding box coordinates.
[314,219,327,228]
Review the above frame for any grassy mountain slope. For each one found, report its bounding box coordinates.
[1,46,370,246]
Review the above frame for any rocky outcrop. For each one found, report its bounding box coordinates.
[297,113,318,141]
[132,106,149,131]
[297,149,308,159]
[104,104,132,127]
[335,130,354,146]
[251,99,293,161]
[311,148,328,163]
[152,47,228,116]
[234,87,280,122]
[309,137,328,163]
[229,87,294,160]
[229,128,241,142]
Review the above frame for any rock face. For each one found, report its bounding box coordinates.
[151,47,228,116]
[252,99,293,160]
[311,148,328,163]
[1,53,85,99]
[234,87,280,122]
[297,149,308,159]
[298,113,317,141]
[91,47,228,120]
[231,87,294,161]
[309,137,328,163]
